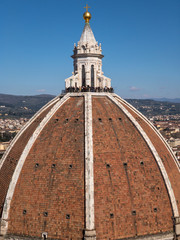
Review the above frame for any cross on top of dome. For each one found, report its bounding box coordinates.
[84,4,90,12]
[83,4,91,23]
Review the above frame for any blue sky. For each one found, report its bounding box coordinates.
[0,0,180,98]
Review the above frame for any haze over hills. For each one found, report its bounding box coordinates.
[152,98,180,103]
[0,93,180,118]
[0,93,55,118]
[126,99,180,117]
[0,93,55,104]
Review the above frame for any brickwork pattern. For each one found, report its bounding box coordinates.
[0,103,55,217]
[120,100,180,213]
[92,96,173,240]
[7,97,85,240]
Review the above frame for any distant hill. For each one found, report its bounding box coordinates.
[0,93,55,119]
[0,93,180,119]
[126,99,180,117]
[0,93,55,105]
[152,98,180,103]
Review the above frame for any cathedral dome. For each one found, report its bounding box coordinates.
[0,93,180,240]
[0,5,180,240]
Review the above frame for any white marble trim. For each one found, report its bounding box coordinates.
[107,93,179,218]
[84,93,95,231]
[112,93,180,171]
[0,93,70,236]
[0,96,59,169]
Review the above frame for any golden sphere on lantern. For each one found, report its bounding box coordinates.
[83,11,91,23]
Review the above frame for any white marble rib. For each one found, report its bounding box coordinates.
[84,93,95,231]
[107,93,179,218]
[0,93,70,236]
[113,93,180,171]
[0,96,60,169]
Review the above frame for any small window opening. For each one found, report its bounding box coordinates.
[35,163,39,168]
[75,119,79,123]
[51,164,56,168]
[132,210,136,215]
[65,119,69,123]
[123,162,127,167]
[110,213,114,218]
[54,119,59,123]
[69,165,73,169]
[119,118,122,121]
[154,208,157,212]
[140,161,144,165]
[44,212,48,217]
[66,214,70,219]
[42,232,47,240]
[106,164,111,168]
[23,210,27,215]
[98,118,102,122]
[109,118,112,121]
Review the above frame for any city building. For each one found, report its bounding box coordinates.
[0,6,180,240]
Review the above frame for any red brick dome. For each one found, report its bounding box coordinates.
[0,92,180,240]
